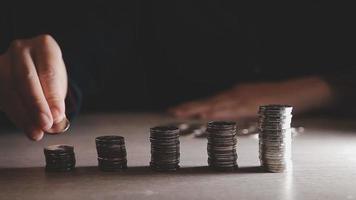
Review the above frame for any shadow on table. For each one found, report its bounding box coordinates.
[0,165,265,180]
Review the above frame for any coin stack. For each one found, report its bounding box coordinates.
[44,144,76,172]
[207,121,238,171]
[95,135,127,171]
[150,126,180,171]
[258,105,293,173]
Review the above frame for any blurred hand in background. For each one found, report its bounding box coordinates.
[169,77,333,120]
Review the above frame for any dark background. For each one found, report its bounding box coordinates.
[1,1,356,112]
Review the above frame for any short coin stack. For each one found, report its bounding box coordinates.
[44,144,76,172]
[207,121,238,171]
[258,105,293,173]
[150,126,180,171]
[95,135,127,171]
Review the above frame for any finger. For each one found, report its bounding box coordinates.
[209,92,234,103]
[2,92,27,129]
[210,100,236,111]
[1,49,44,140]
[8,99,45,141]
[169,100,212,118]
[10,45,53,131]
[168,89,237,118]
[32,35,67,124]
[1,87,44,141]
[198,101,236,120]
[201,107,241,120]
[0,55,24,127]
[25,126,45,141]
[201,104,256,120]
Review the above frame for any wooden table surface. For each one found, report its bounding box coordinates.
[1,113,356,200]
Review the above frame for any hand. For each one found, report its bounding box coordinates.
[0,34,68,141]
[169,77,332,120]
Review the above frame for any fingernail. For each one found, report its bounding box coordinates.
[27,129,44,141]
[39,113,52,131]
[51,108,64,124]
[33,131,44,141]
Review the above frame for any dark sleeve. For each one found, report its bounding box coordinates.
[65,81,82,121]
[0,5,13,128]
[0,3,13,54]
[0,113,13,129]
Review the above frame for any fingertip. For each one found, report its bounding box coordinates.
[45,117,70,135]
[38,112,53,131]
[175,111,189,118]
[198,112,209,119]
[51,107,65,124]
[199,110,221,120]
[33,132,44,141]
[169,108,183,117]
[26,129,44,141]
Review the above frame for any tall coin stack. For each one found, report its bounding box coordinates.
[207,121,238,171]
[258,105,293,173]
[150,126,180,171]
[95,135,127,171]
[44,144,76,172]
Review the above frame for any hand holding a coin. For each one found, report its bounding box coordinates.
[169,77,332,120]
[0,34,68,141]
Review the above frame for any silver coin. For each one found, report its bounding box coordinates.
[260,145,292,151]
[260,158,291,163]
[259,126,291,131]
[261,161,292,167]
[259,114,292,119]
[46,117,70,134]
[259,105,293,112]
[259,120,292,124]
[260,130,292,136]
[259,110,292,115]
[258,104,293,173]
[263,165,292,173]
[260,153,291,159]
[262,161,292,168]
[259,137,292,142]
[44,144,74,152]
[259,136,292,142]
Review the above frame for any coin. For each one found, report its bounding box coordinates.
[46,117,70,134]
[258,105,293,173]
[150,126,180,172]
[206,121,238,171]
[95,135,127,171]
[44,144,76,172]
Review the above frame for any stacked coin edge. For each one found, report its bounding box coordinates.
[150,126,180,171]
[207,121,238,171]
[95,135,128,171]
[44,144,76,172]
[258,104,293,173]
